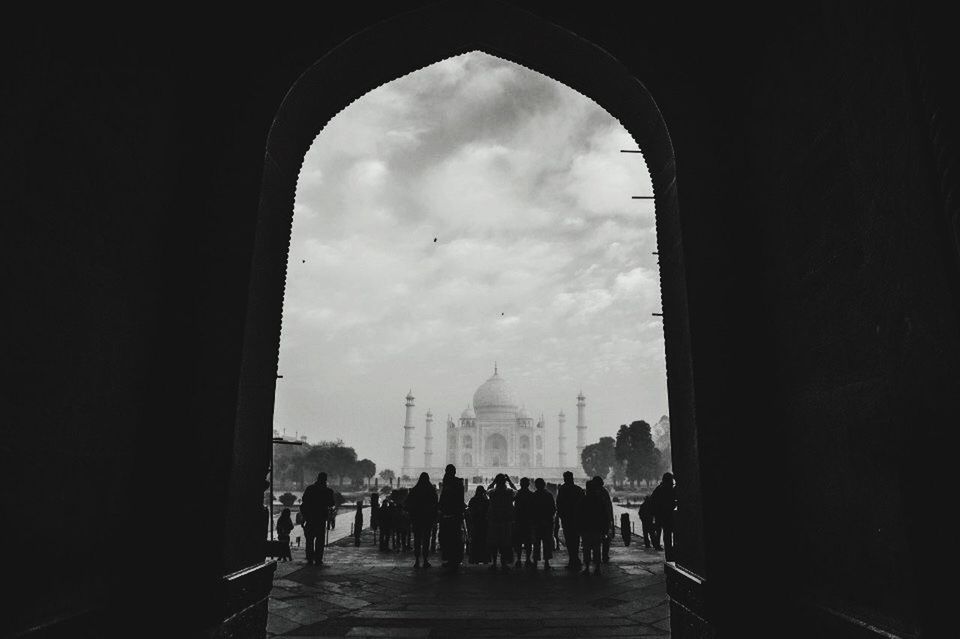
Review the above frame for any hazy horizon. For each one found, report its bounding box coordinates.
[274,51,667,472]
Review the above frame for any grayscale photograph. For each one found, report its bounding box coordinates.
[3,3,954,639]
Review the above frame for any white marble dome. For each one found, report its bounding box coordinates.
[472,370,518,419]
[461,405,476,419]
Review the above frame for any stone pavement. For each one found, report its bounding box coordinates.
[267,529,670,638]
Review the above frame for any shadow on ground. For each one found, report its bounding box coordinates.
[267,528,670,638]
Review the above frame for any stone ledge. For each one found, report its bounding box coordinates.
[797,600,921,639]
[222,560,277,623]
[665,561,705,615]
[666,561,714,638]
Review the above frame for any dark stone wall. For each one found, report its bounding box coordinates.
[744,4,958,634]
[2,2,955,637]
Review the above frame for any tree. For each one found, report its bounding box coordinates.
[581,443,603,479]
[610,459,627,490]
[303,439,359,487]
[652,415,671,451]
[328,444,359,487]
[581,436,616,480]
[278,492,297,507]
[355,458,376,486]
[643,448,664,485]
[379,469,396,486]
[657,445,672,475]
[615,421,660,487]
[272,440,311,489]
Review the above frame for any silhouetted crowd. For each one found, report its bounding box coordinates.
[290,464,679,574]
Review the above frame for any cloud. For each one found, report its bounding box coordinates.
[276,52,667,470]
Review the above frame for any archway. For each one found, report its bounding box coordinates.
[238,1,702,634]
[484,433,508,467]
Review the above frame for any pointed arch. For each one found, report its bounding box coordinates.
[235,0,701,627]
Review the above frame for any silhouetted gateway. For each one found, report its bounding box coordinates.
[400,367,589,483]
[6,3,956,638]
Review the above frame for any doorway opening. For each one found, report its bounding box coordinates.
[272,48,671,542]
[236,4,700,636]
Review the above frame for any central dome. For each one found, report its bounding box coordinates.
[472,369,519,420]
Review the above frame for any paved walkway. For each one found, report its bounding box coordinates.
[270,507,365,547]
[267,529,670,638]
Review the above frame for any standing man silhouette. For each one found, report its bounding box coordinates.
[638,494,660,549]
[650,472,678,560]
[370,492,380,544]
[301,471,336,565]
[594,476,615,563]
[378,494,396,552]
[556,471,584,570]
[531,478,556,570]
[513,477,535,568]
[486,473,516,570]
[438,464,466,568]
[467,486,490,564]
[406,472,438,568]
[353,498,364,547]
[578,478,607,575]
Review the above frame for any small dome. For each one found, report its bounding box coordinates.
[518,407,530,419]
[461,405,475,419]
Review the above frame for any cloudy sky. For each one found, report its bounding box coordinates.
[275,52,666,471]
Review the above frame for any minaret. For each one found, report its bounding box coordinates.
[576,391,587,463]
[424,409,434,468]
[558,409,567,467]
[402,390,415,471]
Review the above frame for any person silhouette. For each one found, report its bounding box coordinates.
[300,471,336,565]
[578,478,607,575]
[406,472,438,568]
[556,471,585,570]
[370,492,380,544]
[467,485,490,564]
[276,508,294,562]
[513,477,535,568]
[486,473,516,570]
[328,490,342,531]
[438,464,466,568]
[650,472,677,560]
[378,494,395,552]
[531,478,556,570]
[593,476,615,564]
[392,489,411,551]
[353,498,364,547]
[638,494,661,549]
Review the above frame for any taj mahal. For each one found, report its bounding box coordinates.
[399,366,588,484]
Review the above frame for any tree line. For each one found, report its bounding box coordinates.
[580,419,670,488]
[273,438,377,489]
